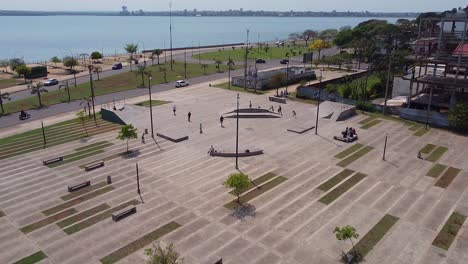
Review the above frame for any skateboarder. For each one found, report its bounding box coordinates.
[220,116,224,127]
[188,112,192,122]
[278,106,282,116]
[292,110,297,118]
[173,105,176,116]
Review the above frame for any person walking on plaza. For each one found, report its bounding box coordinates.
[200,123,203,134]
[220,116,224,127]
[173,105,176,116]
[188,111,192,122]
[249,101,252,108]
[292,110,297,118]
[278,105,282,116]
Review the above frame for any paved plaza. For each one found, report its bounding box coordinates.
[1,82,468,264]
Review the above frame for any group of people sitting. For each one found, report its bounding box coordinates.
[278,90,289,97]
[334,127,358,143]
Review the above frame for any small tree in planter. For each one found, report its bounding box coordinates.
[448,103,468,133]
[224,173,250,204]
[76,110,89,137]
[145,242,182,264]
[117,124,138,153]
[334,225,360,263]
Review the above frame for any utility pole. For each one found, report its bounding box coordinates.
[315,71,322,135]
[88,65,97,123]
[228,56,232,90]
[184,49,187,79]
[136,163,141,194]
[383,134,388,161]
[383,52,393,115]
[41,121,47,147]
[285,54,290,93]
[235,93,240,170]
[169,1,173,70]
[243,29,250,90]
[148,76,154,138]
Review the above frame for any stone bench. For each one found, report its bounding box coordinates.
[112,206,136,222]
[68,181,91,192]
[333,135,358,143]
[269,96,287,104]
[84,161,105,172]
[43,157,64,165]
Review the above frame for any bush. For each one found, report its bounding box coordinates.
[356,101,377,112]
[448,103,468,132]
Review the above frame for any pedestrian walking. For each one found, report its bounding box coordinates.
[292,110,297,118]
[173,105,176,116]
[278,106,282,116]
[188,112,192,122]
[141,134,145,144]
[270,105,274,111]
[220,116,224,127]
[249,101,252,108]
[200,123,203,134]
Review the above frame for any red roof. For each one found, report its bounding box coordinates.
[453,43,468,56]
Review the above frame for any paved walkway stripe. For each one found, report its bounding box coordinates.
[99,221,182,264]
[337,146,374,167]
[12,251,47,264]
[414,127,430,137]
[20,208,78,234]
[75,141,113,152]
[319,172,367,205]
[334,144,365,159]
[60,182,109,201]
[358,116,375,125]
[56,203,111,228]
[317,169,355,192]
[229,172,277,195]
[434,167,462,189]
[419,144,436,154]
[432,212,466,250]
[361,119,382,129]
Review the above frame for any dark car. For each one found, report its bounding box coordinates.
[112,63,123,70]
[280,59,289,65]
[256,58,266,63]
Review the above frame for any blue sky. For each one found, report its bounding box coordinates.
[1,0,466,12]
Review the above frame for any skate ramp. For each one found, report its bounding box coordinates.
[318,101,356,121]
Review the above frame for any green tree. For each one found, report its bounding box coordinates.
[201,64,208,75]
[9,58,25,72]
[319,29,339,40]
[0,91,11,114]
[214,60,223,73]
[63,57,79,71]
[15,65,31,83]
[227,58,235,89]
[145,242,182,264]
[0,59,10,73]
[159,67,168,83]
[449,103,468,132]
[59,80,71,102]
[270,72,287,95]
[117,124,138,153]
[80,96,93,117]
[309,39,332,62]
[152,49,164,65]
[135,65,151,87]
[125,43,139,71]
[224,173,250,204]
[90,51,103,62]
[30,82,48,107]
[50,56,61,66]
[93,66,103,81]
[302,29,318,46]
[76,110,89,137]
[334,225,359,261]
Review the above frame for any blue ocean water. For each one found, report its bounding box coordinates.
[1,16,404,62]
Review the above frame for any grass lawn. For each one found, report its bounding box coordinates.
[433,212,466,250]
[434,167,461,188]
[20,208,78,234]
[358,116,376,125]
[194,46,309,61]
[414,127,431,137]
[60,182,108,201]
[318,172,367,205]
[317,169,355,192]
[99,221,182,264]
[42,186,115,216]
[213,82,268,95]
[12,251,47,264]
[56,203,111,228]
[426,146,448,162]
[229,172,277,196]
[426,164,448,178]
[357,110,420,128]
[337,146,374,167]
[419,144,437,154]
[334,144,365,159]
[352,214,399,258]
[361,119,382,129]
[0,78,18,89]
[135,100,170,107]
[47,141,114,168]
[2,62,235,114]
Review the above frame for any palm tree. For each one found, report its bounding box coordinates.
[80,97,93,117]
[30,82,48,107]
[76,110,89,137]
[201,64,208,75]
[159,67,168,83]
[152,49,163,65]
[93,66,103,81]
[124,43,139,71]
[0,91,11,114]
[334,225,360,263]
[135,65,151,87]
[214,60,223,73]
[59,80,71,102]
[227,58,235,89]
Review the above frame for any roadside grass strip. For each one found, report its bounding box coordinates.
[0,210,4,217]
[334,144,365,159]
[419,144,437,154]
[20,208,78,233]
[361,119,382,129]
[75,141,113,151]
[99,221,182,264]
[47,142,114,168]
[317,169,355,192]
[42,186,115,216]
[432,212,466,250]
[229,172,277,195]
[435,167,462,189]
[60,182,109,201]
[224,176,288,210]
[426,146,449,162]
[351,214,399,258]
[337,146,374,167]
[63,199,140,235]
[358,116,375,125]
[12,251,47,264]
[318,173,367,205]
[414,127,431,137]
[56,203,111,228]
[426,164,448,178]
[409,124,422,131]
[135,100,170,107]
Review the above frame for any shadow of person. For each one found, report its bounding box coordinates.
[229,203,256,221]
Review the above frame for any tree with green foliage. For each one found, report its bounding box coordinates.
[159,67,168,83]
[214,60,223,73]
[448,103,468,133]
[135,65,151,87]
[270,72,286,95]
[145,242,182,264]
[59,80,72,102]
[9,58,25,72]
[93,66,103,81]
[63,57,79,72]
[30,82,48,107]
[117,124,138,153]
[302,29,318,46]
[334,225,359,262]
[152,49,164,65]
[224,173,250,204]
[80,96,93,117]
[125,43,138,71]
[90,51,103,62]
[15,65,31,82]
[201,64,208,75]
[0,59,10,73]
[320,29,339,40]
[309,39,331,62]
[50,56,61,66]
[0,91,11,114]
[76,110,89,137]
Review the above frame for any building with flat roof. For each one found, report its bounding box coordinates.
[231,66,315,90]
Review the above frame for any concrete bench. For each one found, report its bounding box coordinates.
[84,161,104,171]
[269,96,287,104]
[68,181,91,192]
[112,206,136,222]
[333,135,358,143]
[43,157,63,165]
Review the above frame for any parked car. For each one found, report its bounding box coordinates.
[280,59,289,64]
[112,63,123,70]
[256,59,266,63]
[43,79,59,86]
[175,80,189,88]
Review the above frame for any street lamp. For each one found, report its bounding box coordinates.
[235,93,240,169]
[315,70,323,135]
[87,64,97,123]
[169,1,174,70]
[148,76,155,138]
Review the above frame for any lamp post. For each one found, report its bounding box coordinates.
[243,29,249,91]
[87,65,97,123]
[148,76,154,138]
[136,163,141,194]
[169,1,173,70]
[315,70,322,135]
[383,134,388,161]
[235,93,240,169]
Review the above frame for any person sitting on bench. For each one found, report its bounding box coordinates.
[342,127,349,138]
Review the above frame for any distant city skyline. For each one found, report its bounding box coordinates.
[2,0,467,13]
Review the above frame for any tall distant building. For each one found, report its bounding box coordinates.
[120,6,130,16]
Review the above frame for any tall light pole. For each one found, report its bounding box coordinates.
[148,76,154,138]
[88,65,97,123]
[184,49,187,78]
[169,1,173,70]
[243,29,250,90]
[315,70,322,135]
[383,134,388,161]
[235,93,240,169]
[383,54,392,115]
